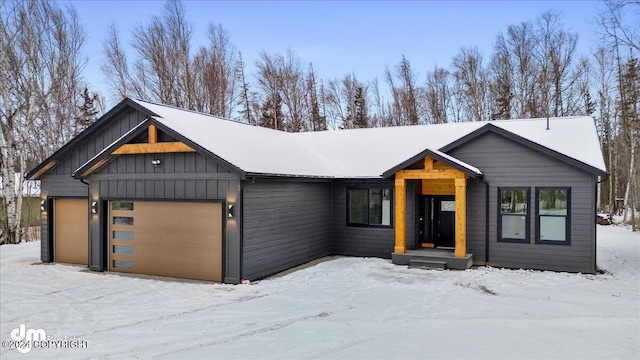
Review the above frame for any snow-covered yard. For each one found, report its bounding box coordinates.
[1,226,638,359]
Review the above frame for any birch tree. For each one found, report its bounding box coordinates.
[1,0,88,244]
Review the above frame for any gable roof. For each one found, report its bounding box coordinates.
[381,148,483,179]
[26,98,157,179]
[28,97,608,180]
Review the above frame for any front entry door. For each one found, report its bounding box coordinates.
[419,196,455,248]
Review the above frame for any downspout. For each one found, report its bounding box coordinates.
[480,177,490,266]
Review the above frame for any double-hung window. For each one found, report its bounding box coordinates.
[348,188,392,227]
[536,188,570,244]
[498,188,530,243]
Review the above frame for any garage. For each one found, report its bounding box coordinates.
[54,199,89,265]
[108,201,223,281]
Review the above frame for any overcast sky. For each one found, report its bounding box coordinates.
[64,0,603,107]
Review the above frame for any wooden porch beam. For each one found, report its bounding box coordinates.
[396,169,465,180]
[148,125,158,144]
[112,142,195,155]
[394,178,406,254]
[454,177,467,258]
[424,157,434,170]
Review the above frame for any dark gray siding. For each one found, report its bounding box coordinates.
[91,151,236,199]
[87,151,242,283]
[242,180,332,281]
[448,132,597,273]
[332,180,395,258]
[466,178,487,265]
[40,205,50,262]
[39,175,89,262]
[51,109,147,177]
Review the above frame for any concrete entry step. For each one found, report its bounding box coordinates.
[409,259,447,270]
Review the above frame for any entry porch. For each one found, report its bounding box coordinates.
[386,150,483,270]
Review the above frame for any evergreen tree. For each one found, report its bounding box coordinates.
[307,64,326,131]
[76,88,99,133]
[353,86,368,128]
[259,93,284,130]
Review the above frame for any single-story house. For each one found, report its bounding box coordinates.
[27,98,608,283]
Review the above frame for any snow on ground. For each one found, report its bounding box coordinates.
[1,226,638,360]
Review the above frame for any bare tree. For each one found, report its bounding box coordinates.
[385,55,421,125]
[192,23,240,117]
[424,66,451,124]
[451,46,489,121]
[101,24,133,99]
[489,34,514,120]
[325,73,367,129]
[1,0,89,244]
[593,46,618,213]
[597,0,640,52]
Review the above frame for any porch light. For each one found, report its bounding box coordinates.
[40,200,46,212]
[91,201,98,214]
[228,203,235,218]
[151,159,161,167]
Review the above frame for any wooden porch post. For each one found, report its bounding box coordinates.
[454,177,467,258]
[394,178,406,254]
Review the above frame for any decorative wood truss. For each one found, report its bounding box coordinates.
[394,156,468,258]
[111,125,196,155]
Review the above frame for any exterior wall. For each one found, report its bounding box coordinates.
[87,151,242,283]
[39,175,89,262]
[242,179,332,281]
[332,180,395,258]
[448,132,597,273]
[51,109,148,177]
[465,178,487,264]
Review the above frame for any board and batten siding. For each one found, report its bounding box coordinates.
[332,180,395,258]
[86,150,242,283]
[448,131,597,273]
[242,180,332,281]
[52,108,148,177]
[39,175,89,262]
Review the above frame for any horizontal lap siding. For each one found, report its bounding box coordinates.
[448,132,596,273]
[332,180,395,258]
[242,180,332,281]
[466,178,486,264]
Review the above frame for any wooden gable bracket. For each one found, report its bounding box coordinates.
[111,125,196,155]
[393,156,468,258]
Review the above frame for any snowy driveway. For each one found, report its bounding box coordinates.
[1,225,638,359]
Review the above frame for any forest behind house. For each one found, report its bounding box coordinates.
[1,0,638,244]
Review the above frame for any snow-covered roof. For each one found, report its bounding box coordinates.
[0,174,40,196]
[118,99,608,179]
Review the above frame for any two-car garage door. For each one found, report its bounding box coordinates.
[108,201,223,281]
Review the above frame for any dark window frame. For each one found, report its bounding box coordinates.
[497,187,531,243]
[346,187,393,228]
[535,187,571,245]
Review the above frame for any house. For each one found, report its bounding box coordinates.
[26,98,608,283]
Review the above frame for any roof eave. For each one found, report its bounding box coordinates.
[27,98,158,180]
[439,123,608,177]
[382,148,482,179]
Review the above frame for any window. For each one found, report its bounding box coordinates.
[536,188,570,244]
[348,188,392,227]
[498,188,530,243]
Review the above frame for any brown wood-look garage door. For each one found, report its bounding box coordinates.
[54,199,89,265]
[108,201,223,281]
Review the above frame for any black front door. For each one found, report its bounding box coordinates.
[419,196,455,248]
